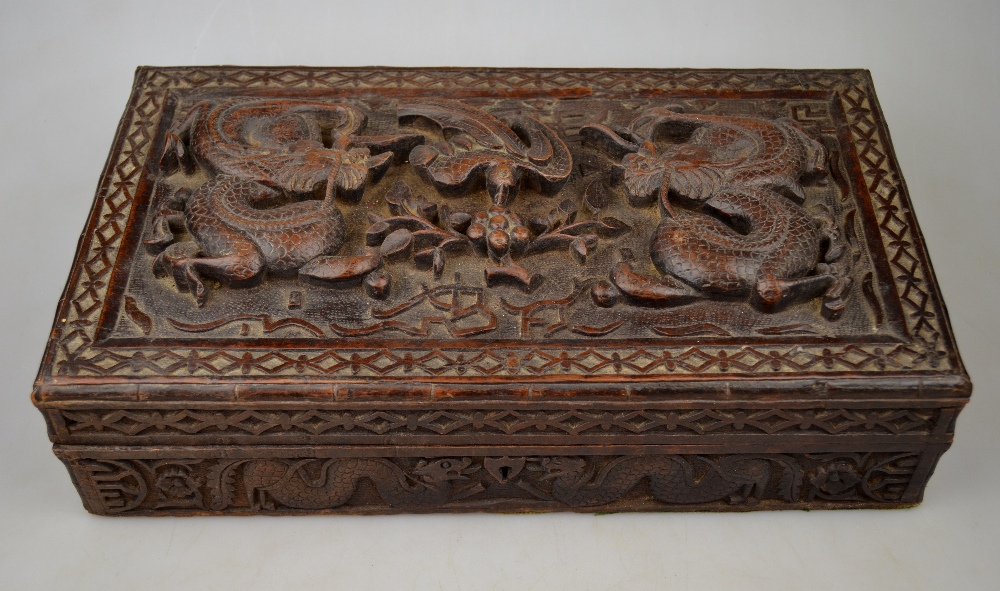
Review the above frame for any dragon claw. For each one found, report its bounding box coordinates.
[822,276,853,320]
[153,242,209,304]
[143,217,176,252]
[187,267,208,307]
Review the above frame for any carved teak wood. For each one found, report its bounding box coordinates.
[32,67,970,515]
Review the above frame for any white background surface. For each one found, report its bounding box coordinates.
[1,1,998,589]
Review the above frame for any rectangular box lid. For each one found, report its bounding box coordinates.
[33,67,970,404]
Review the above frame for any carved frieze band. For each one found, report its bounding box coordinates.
[45,69,955,379]
[55,343,948,378]
[68,450,926,514]
[58,407,939,439]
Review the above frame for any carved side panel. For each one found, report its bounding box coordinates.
[61,448,940,515]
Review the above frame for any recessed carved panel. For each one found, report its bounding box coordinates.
[118,96,874,344]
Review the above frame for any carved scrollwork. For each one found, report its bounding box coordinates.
[383,100,628,290]
[329,275,497,337]
[80,459,211,512]
[398,99,573,206]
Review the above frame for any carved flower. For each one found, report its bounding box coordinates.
[467,205,531,261]
[810,460,862,497]
[156,466,204,507]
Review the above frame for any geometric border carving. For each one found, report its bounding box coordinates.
[40,68,961,381]
[60,407,938,439]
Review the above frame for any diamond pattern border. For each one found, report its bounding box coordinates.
[60,407,936,438]
[42,68,960,380]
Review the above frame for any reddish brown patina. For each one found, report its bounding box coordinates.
[32,67,970,515]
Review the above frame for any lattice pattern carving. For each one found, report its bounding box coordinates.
[61,407,937,438]
[56,343,948,377]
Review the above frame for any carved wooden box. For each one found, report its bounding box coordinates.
[32,67,970,515]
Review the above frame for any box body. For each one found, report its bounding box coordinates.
[33,67,970,514]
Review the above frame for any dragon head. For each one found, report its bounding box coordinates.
[781,118,828,178]
[412,458,475,483]
[801,133,828,177]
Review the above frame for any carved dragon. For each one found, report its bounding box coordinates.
[148,99,421,306]
[582,109,851,315]
[242,457,478,510]
[534,455,801,506]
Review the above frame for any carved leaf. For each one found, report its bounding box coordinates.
[381,228,414,257]
[584,179,609,212]
[778,464,804,501]
[557,198,578,226]
[599,217,630,234]
[207,460,244,511]
[337,158,369,193]
[299,250,381,281]
[569,237,588,263]
[528,216,551,235]
[366,220,392,246]
[364,270,391,299]
[432,248,445,278]
[413,194,438,222]
[365,151,393,181]
[414,247,435,268]
[446,211,472,232]
[384,180,412,216]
